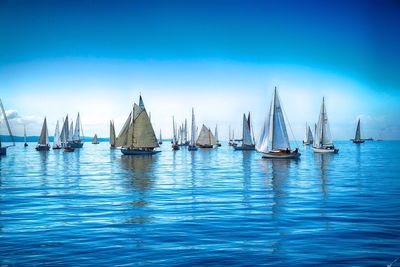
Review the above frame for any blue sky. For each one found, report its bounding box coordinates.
[0,0,399,139]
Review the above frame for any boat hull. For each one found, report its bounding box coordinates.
[188,146,198,151]
[172,145,180,150]
[24,143,28,147]
[53,146,62,150]
[312,147,339,153]
[198,145,213,148]
[68,142,84,148]
[0,147,6,155]
[234,146,256,151]
[92,142,99,144]
[121,148,161,155]
[64,147,75,152]
[303,141,312,145]
[261,150,301,159]
[352,140,365,144]
[36,145,50,151]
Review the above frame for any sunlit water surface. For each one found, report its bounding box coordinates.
[1,141,399,266]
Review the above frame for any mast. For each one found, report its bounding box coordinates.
[271,87,277,148]
[0,99,15,146]
[190,108,196,146]
[355,118,361,141]
[215,124,218,143]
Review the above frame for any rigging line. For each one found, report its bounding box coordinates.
[279,94,299,148]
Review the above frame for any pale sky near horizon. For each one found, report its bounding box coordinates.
[1,0,399,140]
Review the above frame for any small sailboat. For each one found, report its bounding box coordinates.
[110,120,116,148]
[172,116,180,150]
[188,108,198,151]
[92,134,99,144]
[312,97,339,153]
[158,129,163,145]
[303,122,314,145]
[53,120,62,149]
[68,113,84,148]
[60,115,69,148]
[215,124,221,147]
[35,117,50,151]
[352,118,365,144]
[24,125,28,147]
[234,113,256,150]
[257,87,300,159]
[0,99,15,155]
[196,124,217,148]
[120,95,160,155]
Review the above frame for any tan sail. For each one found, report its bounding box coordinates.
[110,120,116,146]
[38,117,49,146]
[131,109,159,148]
[196,124,216,146]
[116,112,132,147]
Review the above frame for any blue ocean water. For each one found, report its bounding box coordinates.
[1,141,399,266]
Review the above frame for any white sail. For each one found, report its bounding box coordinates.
[110,120,116,146]
[60,116,69,146]
[159,129,162,143]
[308,125,313,143]
[172,116,177,144]
[116,112,132,147]
[38,117,49,146]
[242,114,253,146]
[257,87,291,152]
[53,120,61,148]
[190,108,196,146]
[73,113,81,141]
[196,124,217,146]
[127,108,159,148]
[354,118,361,141]
[184,119,188,144]
[215,124,219,144]
[68,120,74,142]
[0,98,15,146]
[314,97,333,147]
[303,123,314,143]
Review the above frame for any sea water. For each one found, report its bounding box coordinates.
[1,141,399,266]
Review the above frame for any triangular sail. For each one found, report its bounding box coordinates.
[116,112,132,147]
[215,124,219,143]
[73,113,81,141]
[242,114,253,145]
[53,120,61,148]
[129,109,159,148]
[92,134,98,143]
[38,117,49,146]
[69,120,74,142]
[355,119,361,141]
[315,97,333,147]
[256,97,272,153]
[172,116,178,144]
[196,125,210,146]
[110,120,116,146]
[190,108,196,146]
[0,98,15,146]
[159,129,162,142]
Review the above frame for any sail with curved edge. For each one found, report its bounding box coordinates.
[38,117,49,146]
[190,108,196,146]
[129,109,159,148]
[315,97,333,147]
[354,118,361,141]
[116,112,132,147]
[53,120,61,148]
[242,114,253,146]
[73,113,81,141]
[110,120,116,146]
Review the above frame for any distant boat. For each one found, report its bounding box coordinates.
[312,97,339,153]
[257,87,300,159]
[158,129,163,145]
[234,112,256,150]
[196,124,217,148]
[303,122,314,145]
[35,117,50,151]
[172,116,180,150]
[188,108,198,151]
[53,120,62,149]
[64,146,75,152]
[215,124,221,147]
[110,120,116,148]
[24,124,28,147]
[352,118,365,144]
[92,134,99,144]
[120,95,160,155]
[68,113,84,148]
[0,98,15,155]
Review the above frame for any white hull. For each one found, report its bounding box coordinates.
[312,147,338,153]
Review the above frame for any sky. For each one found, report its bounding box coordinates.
[0,0,400,140]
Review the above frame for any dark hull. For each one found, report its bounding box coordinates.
[0,147,6,155]
[172,145,180,150]
[262,150,301,159]
[68,142,84,148]
[188,146,198,151]
[234,146,256,151]
[121,148,161,155]
[198,145,213,148]
[53,146,62,150]
[64,147,75,152]
[36,145,50,151]
[352,140,365,144]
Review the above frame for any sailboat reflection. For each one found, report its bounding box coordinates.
[315,153,333,198]
[120,155,157,224]
[242,151,254,208]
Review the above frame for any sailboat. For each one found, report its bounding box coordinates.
[92,134,99,144]
[68,113,84,148]
[158,129,163,145]
[188,108,198,151]
[196,124,217,148]
[234,113,256,150]
[172,116,180,150]
[35,117,50,151]
[257,87,300,159]
[110,120,116,148]
[60,115,69,148]
[215,124,221,147]
[24,125,28,147]
[0,99,15,155]
[303,122,314,145]
[53,120,62,149]
[312,97,339,153]
[352,118,364,144]
[120,95,160,155]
